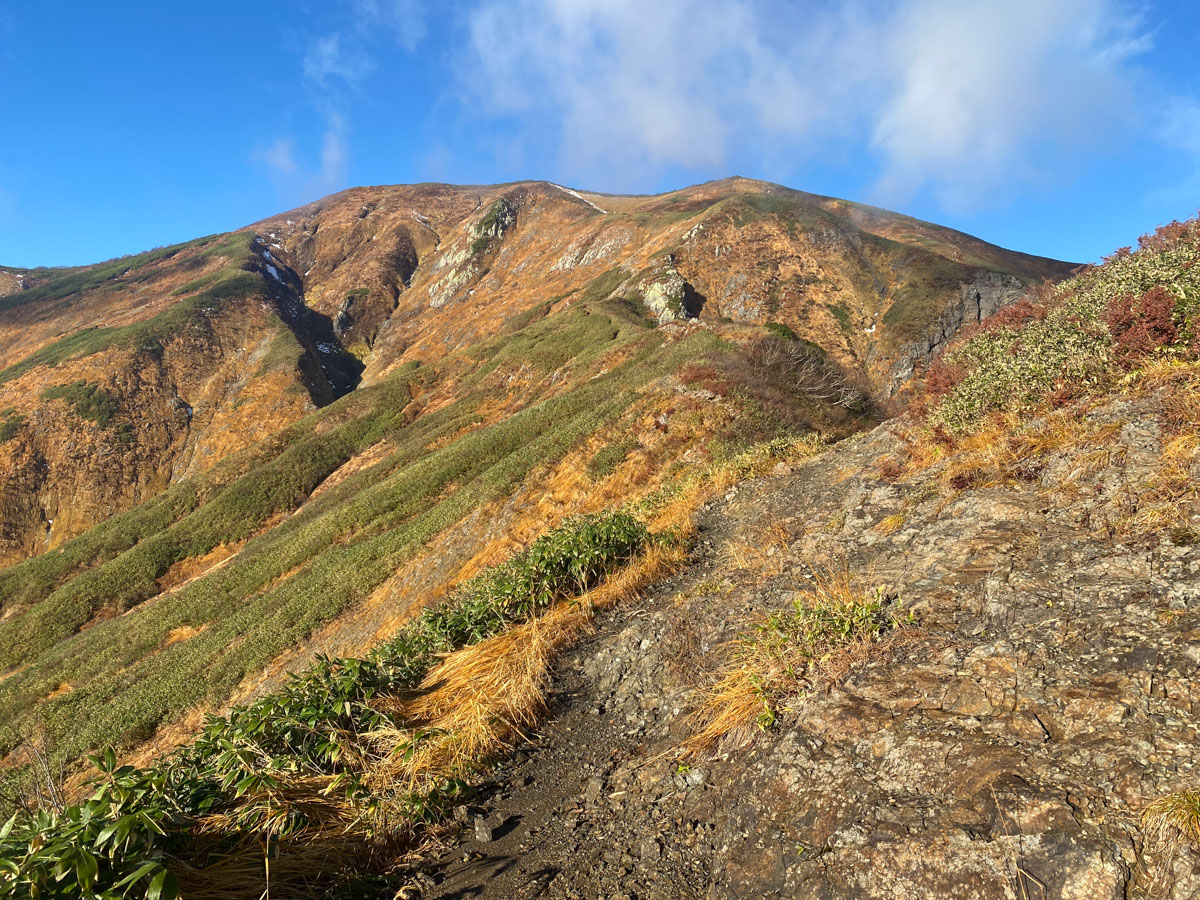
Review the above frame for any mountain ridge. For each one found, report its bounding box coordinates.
[0,177,1072,563]
[0,186,1198,899]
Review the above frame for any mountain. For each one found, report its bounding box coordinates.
[12,179,1179,900]
[0,178,1073,564]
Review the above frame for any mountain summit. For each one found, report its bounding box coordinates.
[24,181,1200,900]
[0,178,1071,562]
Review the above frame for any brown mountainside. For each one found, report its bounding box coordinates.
[0,178,1071,564]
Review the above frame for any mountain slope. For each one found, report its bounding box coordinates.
[0,211,1195,900]
[0,179,1072,563]
[0,234,360,564]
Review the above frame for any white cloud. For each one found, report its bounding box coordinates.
[464,0,832,174]
[318,116,350,190]
[1157,96,1200,206]
[252,137,300,177]
[303,33,373,86]
[460,0,1153,206]
[253,118,349,203]
[870,0,1148,209]
[351,0,428,51]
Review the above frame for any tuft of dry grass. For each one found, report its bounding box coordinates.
[722,523,791,576]
[875,513,906,535]
[165,624,207,645]
[1144,789,1200,847]
[684,567,912,756]
[1141,789,1200,891]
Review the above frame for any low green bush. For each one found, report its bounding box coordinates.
[41,382,121,428]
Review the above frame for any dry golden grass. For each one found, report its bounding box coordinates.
[45,682,72,699]
[875,513,906,535]
[1141,789,1200,891]
[162,542,690,900]
[681,666,767,757]
[368,542,687,791]
[903,359,1200,542]
[684,567,911,756]
[1144,789,1200,846]
[896,404,1124,505]
[165,624,208,646]
[722,523,791,576]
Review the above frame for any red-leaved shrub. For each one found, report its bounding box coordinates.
[680,364,729,397]
[877,458,902,481]
[924,356,966,400]
[930,423,956,449]
[1102,285,1178,359]
[984,298,1047,330]
[1138,217,1200,252]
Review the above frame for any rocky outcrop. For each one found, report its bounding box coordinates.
[418,388,1200,899]
[887,269,1027,393]
[641,266,704,324]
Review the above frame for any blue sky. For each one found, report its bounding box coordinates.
[0,0,1197,267]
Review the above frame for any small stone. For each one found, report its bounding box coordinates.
[474,816,494,843]
[639,837,662,861]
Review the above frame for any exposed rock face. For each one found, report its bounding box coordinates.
[419,388,1200,899]
[887,269,1027,392]
[641,267,703,324]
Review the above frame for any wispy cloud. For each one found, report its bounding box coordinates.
[253,118,350,204]
[252,137,300,178]
[255,1,429,203]
[303,33,373,86]
[460,0,1153,207]
[350,0,428,51]
[1162,97,1200,156]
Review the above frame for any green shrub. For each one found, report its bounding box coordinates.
[0,413,24,444]
[931,219,1200,431]
[764,322,798,341]
[827,303,852,333]
[41,382,120,428]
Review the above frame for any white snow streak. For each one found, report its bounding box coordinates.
[550,183,608,214]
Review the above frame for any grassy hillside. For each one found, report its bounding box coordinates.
[0,511,667,898]
[0,288,869,798]
[926,217,1200,431]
